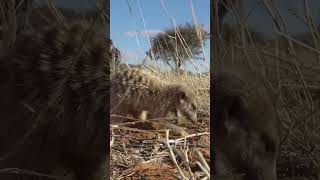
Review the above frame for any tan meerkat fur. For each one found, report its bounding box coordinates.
[213,66,280,180]
[110,67,197,124]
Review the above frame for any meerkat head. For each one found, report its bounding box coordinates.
[169,85,197,123]
[214,69,280,180]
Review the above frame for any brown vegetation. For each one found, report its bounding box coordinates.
[215,0,320,179]
[110,64,210,179]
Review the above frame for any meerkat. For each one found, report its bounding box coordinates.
[213,66,280,180]
[0,21,108,180]
[110,67,197,125]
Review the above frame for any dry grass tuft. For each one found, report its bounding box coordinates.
[110,64,210,179]
[215,0,320,179]
[110,1,210,178]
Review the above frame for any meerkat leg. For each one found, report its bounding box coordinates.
[157,120,188,136]
[172,108,182,125]
[139,110,148,121]
[128,109,148,121]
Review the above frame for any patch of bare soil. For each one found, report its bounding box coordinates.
[110,118,210,179]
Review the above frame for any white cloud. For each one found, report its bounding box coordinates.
[124,29,164,38]
[142,30,164,37]
[124,31,138,37]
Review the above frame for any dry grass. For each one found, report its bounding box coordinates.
[110,64,210,180]
[110,1,210,179]
[216,0,320,179]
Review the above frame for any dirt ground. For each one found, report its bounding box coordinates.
[110,116,210,179]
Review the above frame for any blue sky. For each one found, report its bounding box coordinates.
[111,0,210,72]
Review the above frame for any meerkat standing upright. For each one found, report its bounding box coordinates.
[110,67,197,124]
[213,66,280,180]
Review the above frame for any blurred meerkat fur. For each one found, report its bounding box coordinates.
[0,20,109,180]
[213,66,280,180]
